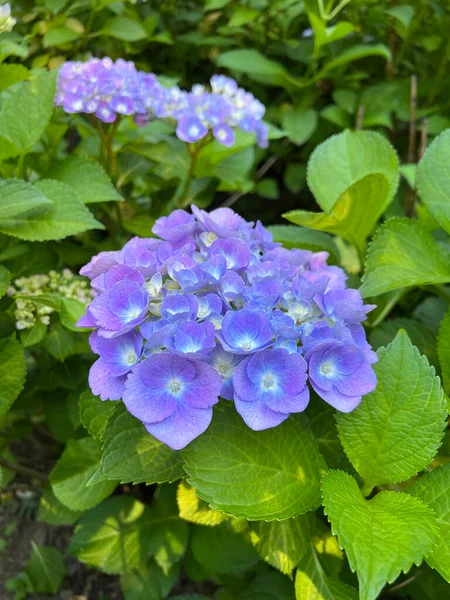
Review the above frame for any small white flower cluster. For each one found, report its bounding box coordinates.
[0,3,15,34]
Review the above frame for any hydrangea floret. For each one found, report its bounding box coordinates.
[0,3,15,34]
[78,207,377,450]
[55,58,269,147]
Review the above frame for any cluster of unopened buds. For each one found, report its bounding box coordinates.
[78,207,377,450]
[9,269,94,330]
[55,58,269,148]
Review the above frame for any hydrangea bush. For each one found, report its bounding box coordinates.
[0,4,449,600]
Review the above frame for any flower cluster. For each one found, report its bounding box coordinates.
[79,208,377,450]
[9,269,94,330]
[0,3,15,34]
[55,58,269,147]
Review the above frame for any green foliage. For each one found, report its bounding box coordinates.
[25,543,66,595]
[336,331,447,490]
[0,335,26,416]
[183,404,327,520]
[322,470,438,600]
[437,308,450,395]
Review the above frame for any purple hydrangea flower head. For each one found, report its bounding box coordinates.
[176,115,208,143]
[305,340,377,412]
[233,349,309,429]
[123,353,221,449]
[79,205,377,447]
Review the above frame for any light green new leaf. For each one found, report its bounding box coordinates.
[26,543,66,595]
[43,26,81,48]
[284,130,398,257]
[101,17,148,41]
[416,129,450,235]
[0,64,29,93]
[250,513,313,574]
[0,179,104,241]
[0,180,52,219]
[50,437,116,511]
[38,487,82,526]
[0,335,26,416]
[0,70,57,158]
[359,218,450,297]
[295,547,358,600]
[177,481,228,526]
[183,403,327,521]
[268,225,339,261]
[407,464,450,582]
[95,404,184,484]
[69,495,147,574]
[79,390,116,440]
[437,309,450,395]
[337,331,447,490]
[0,265,10,298]
[48,156,122,204]
[322,470,438,600]
[282,108,318,146]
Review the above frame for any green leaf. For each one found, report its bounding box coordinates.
[0,64,29,93]
[416,129,450,235]
[228,6,260,27]
[43,324,87,361]
[250,513,313,574]
[95,404,184,484]
[183,403,327,521]
[438,309,450,395]
[268,225,339,262]
[38,487,82,526]
[101,17,148,41]
[0,180,52,219]
[120,560,178,600]
[0,70,57,158]
[386,5,415,29]
[0,335,26,416]
[407,464,450,582]
[60,297,89,331]
[48,156,122,204]
[282,108,318,145]
[50,437,116,511]
[359,218,450,298]
[69,495,147,574]
[177,480,228,526]
[191,521,259,575]
[322,470,438,600]
[26,543,66,595]
[0,265,10,298]
[242,571,296,600]
[43,26,81,48]
[79,390,116,441]
[336,331,447,490]
[317,44,391,79]
[284,131,399,257]
[295,547,358,600]
[0,179,104,241]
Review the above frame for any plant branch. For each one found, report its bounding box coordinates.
[0,458,47,482]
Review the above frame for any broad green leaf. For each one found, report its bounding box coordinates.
[26,543,66,595]
[191,521,259,575]
[0,265,10,298]
[359,218,450,298]
[146,485,189,575]
[295,547,358,600]
[44,325,87,361]
[228,6,260,27]
[0,70,57,157]
[94,404,184,484]
[43,26,81,48]
[407,464,450,582]
[48,156,122,204]
[50,437,116,511]
[438,309,450,395]
[250,513,313,574]
[316,44,391,79]
[177,481,228,526]
[0,179,103,241]
[38,487,82,526]
[0,335,26,416]
[386,5,415,29]
[337,331,447,490]
[214,146,254,185]
[322,470,438,600]
[79,390,116,440]
[282,108,318,145]
[69,495,147,574]
[416,129,450,235]
[284,131,399,257]
[60,297,89,331]
[242,571,296,600]
[120,560,178,600]
[101,17,148,41]
[0,180,52,219]
[268,225,339,262]
[0,64,29,93]
[183,403,327,521]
